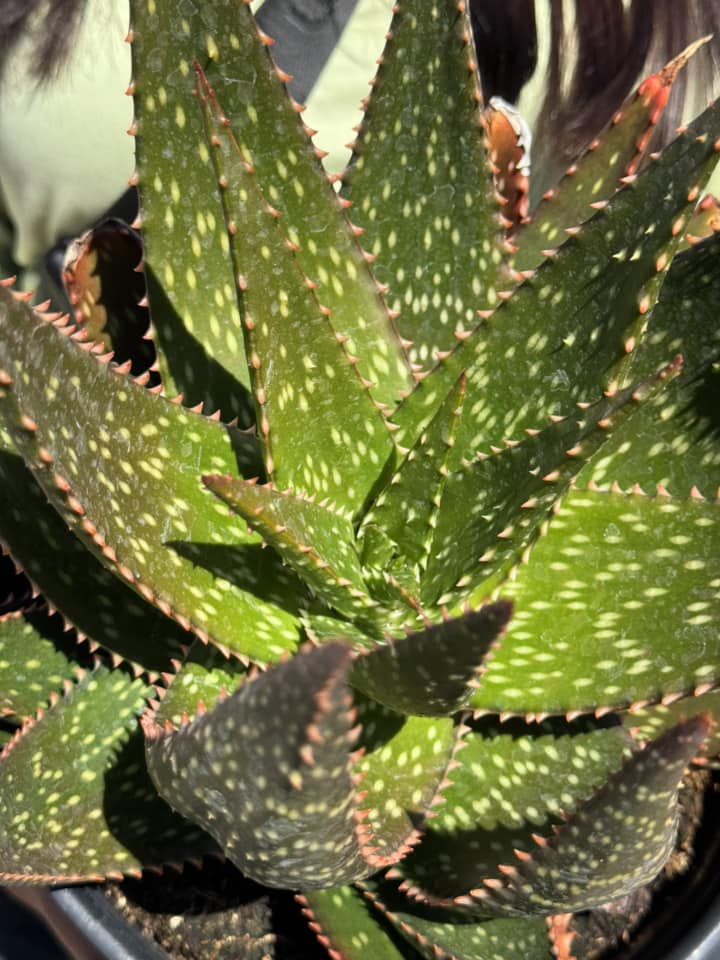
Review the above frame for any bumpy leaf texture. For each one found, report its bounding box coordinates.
[0,2,717,958]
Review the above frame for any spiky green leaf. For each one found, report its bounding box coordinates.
[363,882,552,960]
[203,475,378,624]
[393,719,632,898]
[422,364,680,607]
[513,45,700,270]
[154,639,248,727]
[302,610,379,651]
[392,100,720,454]
[626,692,720,764]
[132,0,411,418]
[130,0,253,421]
[465,717,708,916]
[582,232,720,497]
[0,428,187,674]
[299,885,416,960]
[359,374,466,577]
[195,68,396,516]
[353,697,458,866]
[145,643,372,889]
[342,0,506,364]
[471,487,720,715]
[351,603,512,716]
[0,609,82,720]
[0,666,215,882]
[0,286,303,663]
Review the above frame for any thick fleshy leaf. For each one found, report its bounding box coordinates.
[582,232,720,497]
[683,193,720,245]
[359,374,466,577]
[392,100,720,454]
[465,717,709,916]
[393,719,632,898]
[341,0,506,365]
[299,885,415,960]
[153,639,248,727]
[0,608,82,719]
[471,487,720,716]
[1,0,717,936]
[351,603,512,717]
[131,0,411,418]
[145,643,371,889]
[203,476,377,625]
[130,0,252,421]
[0,428,187,675]
[364,359,680,611]
[0,666,216,882]
[363,882,552,960]
[61,220,155,377]
[0,286,304,663]
[421,363,680,607]
[513,42,705,271]
[353,697,459,866]
[195,68,396,516]
[626,691,720,765]
[198,20,413,413]
[302,609,379,651]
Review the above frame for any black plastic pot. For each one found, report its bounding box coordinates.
[0,887,75,960]
[50,886,166,960]
[663,893,720,960]
[41,864,720,960]
[48,877,328,960]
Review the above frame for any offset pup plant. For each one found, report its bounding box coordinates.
[0,1,719,957]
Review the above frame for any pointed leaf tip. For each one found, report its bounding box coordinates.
[145,643,378,889]
[477,715,710,916]
[352,601,513,716]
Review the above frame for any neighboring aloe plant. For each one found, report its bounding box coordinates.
[0,1,719,957]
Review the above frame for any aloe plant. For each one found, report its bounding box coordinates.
[0,2,718,957]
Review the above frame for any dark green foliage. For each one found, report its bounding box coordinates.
[464,716,710,916]
[145,644,368,889]
[350,603,512,715]
[0,666,216,880]
[0,607,81,719]
[0,1,717,957]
